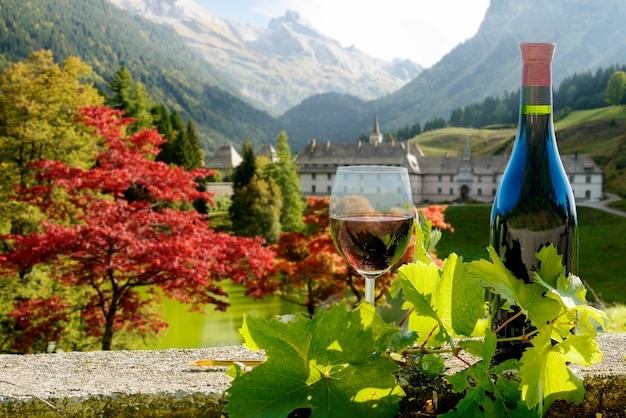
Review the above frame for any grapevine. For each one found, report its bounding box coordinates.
[222,214,606,417]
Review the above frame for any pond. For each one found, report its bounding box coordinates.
[157,281,405,349]
[157,282,305,348]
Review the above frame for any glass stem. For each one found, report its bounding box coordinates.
[365,277,375,305]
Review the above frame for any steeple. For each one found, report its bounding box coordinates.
[369,114,383,144]
[463,135,471,161]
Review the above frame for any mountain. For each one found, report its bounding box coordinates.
[2,0,625,156]
[107,0,422,115]
[0,0,279,151]
[280,0,626,150]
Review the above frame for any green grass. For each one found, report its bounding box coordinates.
[435,204,491,261]
[605,304,626,333]
[412,106,626,158]
[435,205,626,305]
[554,105,626,129]
[577,206,626,304]
[608,199,626,211]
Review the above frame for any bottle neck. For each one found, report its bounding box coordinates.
[519,43,555,117]
[520,85,553,116]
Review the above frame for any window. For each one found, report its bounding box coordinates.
[449,175,454,182]
[327,185,332,194]
[312,185,316,193]
[492,188,497,196]
[477,188,482,196]
[437,187,442,195]
[327,173,332,180]
[449,188,454,195]
[438,175,442,182]
[312,173,316,180]
[478,175,482,183]
[493,175,497,183]
[586,175,591,184]
[585,190,591,199]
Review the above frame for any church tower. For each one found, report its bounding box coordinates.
[369,114,383,144]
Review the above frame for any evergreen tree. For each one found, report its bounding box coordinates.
[605,71,626,105]
[152,104,173,141]
[127,81,153,133]
[106,67,133,112]
[180,119,204,170]
[170,109,185,135]
[230,176,282,243]
[153,104,175,164]
[229,139,282,242]
[273,131,306,232]
[106,67,153,133]
[232,139,256,189]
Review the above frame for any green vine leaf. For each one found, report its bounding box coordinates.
[396,253,484,347]
[417,353,446,378]
[225,302,404,418]
[444,333,538,417]
[518,329,590,414]
[532,249,608,335]
[467,247,561,327]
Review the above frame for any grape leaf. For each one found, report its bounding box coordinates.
[446,334,539,418]
[225,302,404,418]
[396,253,484,346]
[443,363,535,418]
[467,247,561,328]
[534,245,564,288]
[457,329,497,364]
[518,328,594,414]
[417,353,446,378]
[532,262,608,336]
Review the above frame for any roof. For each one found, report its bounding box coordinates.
[294,140,603,176]
[561,154,603,174]
[205,145,243,170]
[296,140,424,173]
[256,144,279,162]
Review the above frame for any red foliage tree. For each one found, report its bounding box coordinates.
[0,106,276,351]
[271,197,453,315]
[8,296,70,353]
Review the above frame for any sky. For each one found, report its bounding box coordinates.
[194,0,491,68]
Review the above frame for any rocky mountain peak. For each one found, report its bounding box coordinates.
[107,0,422,114]
[268,10,314,32]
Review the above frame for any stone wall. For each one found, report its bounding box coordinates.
[1,334,624,417]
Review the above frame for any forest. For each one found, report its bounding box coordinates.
[0,0,279,151]
[393,64,626,140]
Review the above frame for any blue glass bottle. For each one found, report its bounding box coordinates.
[489,43,578,350]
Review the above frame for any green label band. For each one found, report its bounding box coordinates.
[522,104,551,114]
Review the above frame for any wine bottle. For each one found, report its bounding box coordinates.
[489,43,578,355]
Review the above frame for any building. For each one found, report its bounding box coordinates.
[295,116,604,203]
[205,145,243,179]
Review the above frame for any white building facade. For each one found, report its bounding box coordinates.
[206,119,604,204]
[295,119,603,204]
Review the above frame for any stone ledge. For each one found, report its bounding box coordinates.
[0,334,624,417]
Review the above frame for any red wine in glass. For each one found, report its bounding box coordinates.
[329,165,415,304]
[330,213,414,279]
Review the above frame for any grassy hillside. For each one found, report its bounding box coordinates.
[410,105,626,195]
[435,205,626,305]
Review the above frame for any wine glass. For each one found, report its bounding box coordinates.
[329,165,415,305]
